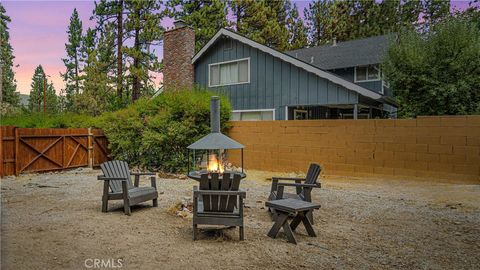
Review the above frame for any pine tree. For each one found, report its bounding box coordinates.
[28,65,58,113]
[79,24,117,115]
[124,0,164,101]
[0,3,19,106]
[61,8,83,110]
[230,0,290,51]
[94,0,126,98]
[286,3,307,50]
[304,0,332,46]
[167,0,228,52]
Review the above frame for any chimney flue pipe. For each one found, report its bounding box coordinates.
[210,96,220,133]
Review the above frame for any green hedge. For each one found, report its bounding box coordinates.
[0,112,100,128]
[1,89,231,173]
[100,90,232,172]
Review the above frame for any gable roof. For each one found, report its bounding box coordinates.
[287,35,394,70]
[192,28,384,101]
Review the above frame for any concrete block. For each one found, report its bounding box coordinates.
[440,136,467,146]
[428,145,453,154]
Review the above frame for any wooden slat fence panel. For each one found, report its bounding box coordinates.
[0,127,109,177]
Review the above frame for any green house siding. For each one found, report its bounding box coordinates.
[194,38,359,120]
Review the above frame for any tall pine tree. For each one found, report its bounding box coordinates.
[230,0,290,51]
[28,65,58,113]
[167,0,228,52]
[286,2,307,50]
[61,8,83,110]
[94,0,126,98]
[0,3,19,106]
[124,0,164,101]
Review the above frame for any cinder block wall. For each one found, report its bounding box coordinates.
[228,116,480,183]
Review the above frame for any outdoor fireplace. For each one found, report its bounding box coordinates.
[187,96,245,180]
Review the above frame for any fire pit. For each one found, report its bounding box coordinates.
[187,96,245,180]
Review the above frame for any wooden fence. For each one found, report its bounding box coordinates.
[0,126,109,177]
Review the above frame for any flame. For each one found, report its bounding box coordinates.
[208,154,224,173]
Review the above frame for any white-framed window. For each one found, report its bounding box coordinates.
[354,65,381,82]
[209,58,250,87]
[231,109,275,121]
[293,109,308,120]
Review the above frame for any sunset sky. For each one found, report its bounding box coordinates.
[2,0,476,95]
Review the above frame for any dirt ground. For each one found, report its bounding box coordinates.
[1,169,479,270]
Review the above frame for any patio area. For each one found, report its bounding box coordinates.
[1,169,479,269]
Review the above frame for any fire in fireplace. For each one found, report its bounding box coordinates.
[187,96,245,180]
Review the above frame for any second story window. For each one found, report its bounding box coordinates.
[355,65,380,82]
[209,58,250,87]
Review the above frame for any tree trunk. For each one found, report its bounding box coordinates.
[74,48,79,94]
[132,26,140,101]
[116,0,124,97]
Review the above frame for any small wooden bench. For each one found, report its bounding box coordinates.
[265,198,321,244]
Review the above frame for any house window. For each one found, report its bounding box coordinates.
[293,109,308,120]
[231,109,274,121]
[354,65,380,82]
[209,58,250,87]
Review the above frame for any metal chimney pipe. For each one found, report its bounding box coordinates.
[210,96,220,133]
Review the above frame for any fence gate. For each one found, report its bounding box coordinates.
[0,127,109,177]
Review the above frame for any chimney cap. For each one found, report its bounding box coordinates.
[174,19,188,29]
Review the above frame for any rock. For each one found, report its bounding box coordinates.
[455,232,462,236]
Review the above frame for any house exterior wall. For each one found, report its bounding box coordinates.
[329,67,387,95]
[194,38,359,120]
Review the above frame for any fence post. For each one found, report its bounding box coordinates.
[14,127,19,176]
[88,127,93,168]
[0,127,3,177]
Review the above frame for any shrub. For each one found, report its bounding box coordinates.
[0,111,100,128]
[99,89,232,173]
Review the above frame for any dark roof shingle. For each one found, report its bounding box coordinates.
[287,35,395,70]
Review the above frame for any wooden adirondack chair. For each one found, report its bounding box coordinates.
[193,173,246,241]
[97,160,158,215]
[268,163,321,224]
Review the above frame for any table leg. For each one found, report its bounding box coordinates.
[302,212,317,237]
[282,220,297,244]
[290,212,303,232]
[267,212,288,239]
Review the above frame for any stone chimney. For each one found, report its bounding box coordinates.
[163,20,195,91]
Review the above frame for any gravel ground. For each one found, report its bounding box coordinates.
[1,169,479,270]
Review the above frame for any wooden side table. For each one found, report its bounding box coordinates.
[265,198,321,244]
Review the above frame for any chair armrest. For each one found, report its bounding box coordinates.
[277,182,320,188]
[130,172,156,176]
[97,175,128,181]
[193,189,246,198]
[272,177,306,182]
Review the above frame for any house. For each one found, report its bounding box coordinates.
[163,20,397,121]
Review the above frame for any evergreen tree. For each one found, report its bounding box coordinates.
[79,24,117,115]
[304,0,332,46]
[167,0,228,52]
[61,8,83,110]
[94,0,126,98]
[230,0,290,51]
[28,65,58,113]
[124,0,164,101]
[286,2,307,50]
[0,3,19,106]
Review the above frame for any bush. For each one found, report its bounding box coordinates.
[382,17,480,117]
[1,111,100,128]
[99,89,232,173]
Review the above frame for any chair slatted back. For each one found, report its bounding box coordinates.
[199,173,241,213]
[300,163,321,199]
[100,160,133,193]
